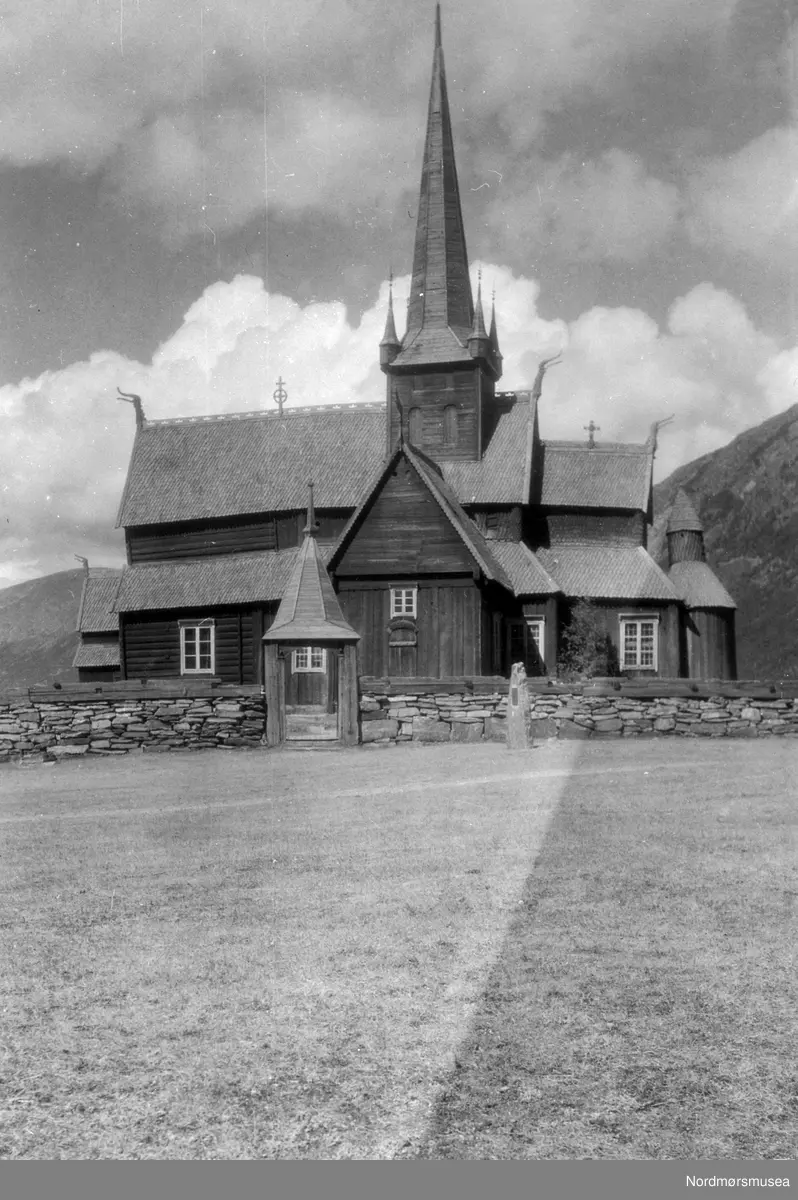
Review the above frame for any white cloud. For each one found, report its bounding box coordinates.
[3,269,797,586]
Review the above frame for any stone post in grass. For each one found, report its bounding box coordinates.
[506,662,530,749]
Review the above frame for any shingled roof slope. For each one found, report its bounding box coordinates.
[114,548,332,613]
[116,406,386,527]
[668,561,736,609]
[73,640,121,669]
[77,571,122,633]
[488,541,559,596]
[667,488,703,533]
[441,394,535,503]
[536,543,678,601]
[263,535,359,642]
[539,441,653,511]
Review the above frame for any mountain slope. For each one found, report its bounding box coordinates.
[652,402,798,679]
[0,568,117,691]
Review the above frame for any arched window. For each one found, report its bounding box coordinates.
[408,406,423,444]
[443,404,458,446]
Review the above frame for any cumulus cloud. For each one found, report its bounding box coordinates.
[3,266,797,586]
[488,149,681,262]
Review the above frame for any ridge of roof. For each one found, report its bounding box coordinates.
[145,402,386,428]
[542,439,651,455]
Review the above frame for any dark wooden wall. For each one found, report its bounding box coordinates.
[126,510,351,563]
[684,609,737,680]
[387,367,488,460]
[338,580,481,678]
[558,600,682,678]
[471,507,522,542]
[121,606,270,683]
[526,509,647,548]
[77,667,120,683]
[336,458,477,577]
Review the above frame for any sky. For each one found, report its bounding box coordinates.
[2,0,798,584]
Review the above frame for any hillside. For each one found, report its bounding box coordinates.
[652,402,798,679]
[0,568,116,691]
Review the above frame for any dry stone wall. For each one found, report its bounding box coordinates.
[0,691,266,763]
[358,679,798,744]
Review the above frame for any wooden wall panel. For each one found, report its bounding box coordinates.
[338,581,481,680]
[525,510,646,548]
[387,369,482,459]
[122,606,264,683]
[127,518,277,563]
[336,459,476,576]
[556,600,682,678]
[686,609,737,680]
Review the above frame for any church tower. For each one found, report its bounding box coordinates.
[380,4,501,459]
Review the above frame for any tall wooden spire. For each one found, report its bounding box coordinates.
[398,3,474,361]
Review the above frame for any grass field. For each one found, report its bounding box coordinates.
[1,739,797,1159]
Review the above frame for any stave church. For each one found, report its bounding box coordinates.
[75,5,737,739]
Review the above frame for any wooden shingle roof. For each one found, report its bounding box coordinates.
[539,441,653,512]
[393,4,474,368]
[116,406,385,527]
[536,544,679,601]
[488,541,559,596]
[668,561,736,609]
[113,548,330,613]
[441,394,536,504]
[76,571,122,633]
[263,535,359,642]
[73,640,120,669]
[667,489,703,533]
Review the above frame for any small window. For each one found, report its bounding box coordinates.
[292,646,326,673]
[620,616,659,670]
[443,404,458,446]
[180,621,215,674]
[390,586,417,618]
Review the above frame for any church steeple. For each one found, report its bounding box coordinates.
[467,270,490,361]
[395,3,474,363]
[379,274,401,368]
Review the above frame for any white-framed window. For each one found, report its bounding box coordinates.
[390,586,417,618]
[292,646,326,673]
[508,616,546,675]
[620,615,659,670]
[180,620,215,674]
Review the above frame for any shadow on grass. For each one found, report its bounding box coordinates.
[402,744,798,1160]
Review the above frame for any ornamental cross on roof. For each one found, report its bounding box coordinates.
[584,420,600,448]
[273,377,288,416]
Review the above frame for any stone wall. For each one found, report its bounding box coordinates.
[525,690,798,740]
[358,678,798,744]
[0,687,266,762]
[359,685,508,745]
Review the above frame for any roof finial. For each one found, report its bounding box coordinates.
[273,377,288,417]
[74,555,90,576]
[117,388,145,430]
[584,420,600,448]
[380,270,401,367]
[303,478,319,536]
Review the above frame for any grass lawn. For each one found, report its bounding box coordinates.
[1,739,797,1159]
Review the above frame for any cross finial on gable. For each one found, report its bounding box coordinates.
[584,420,600,448]
[273,377,288,416]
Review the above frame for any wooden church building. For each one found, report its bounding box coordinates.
[106,6,737,724]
